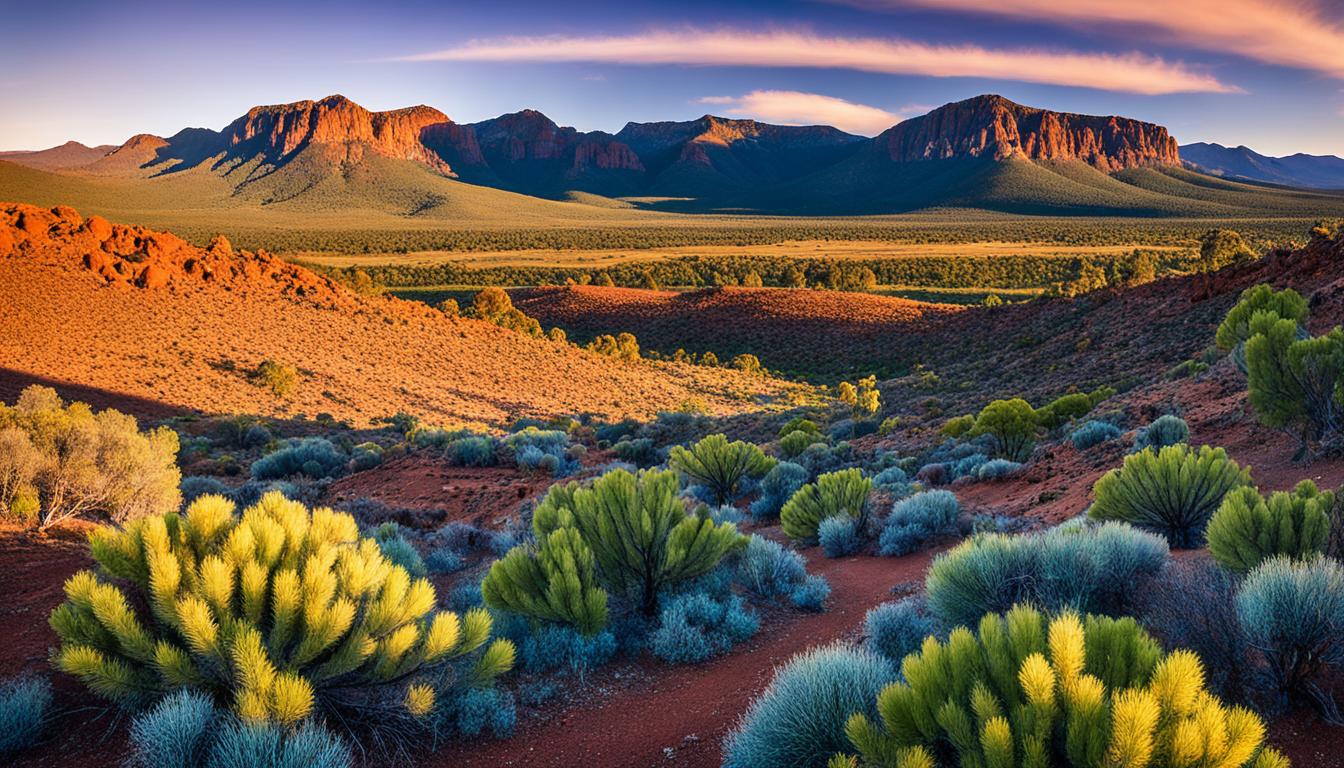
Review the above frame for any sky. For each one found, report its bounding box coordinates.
[2,0,1342,156]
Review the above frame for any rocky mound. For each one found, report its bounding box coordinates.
[0,203,792,424]
[880,95,1180,171]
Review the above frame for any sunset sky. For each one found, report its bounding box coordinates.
[4,0,1342,155]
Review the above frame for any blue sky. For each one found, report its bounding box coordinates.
[2,0,1341,156]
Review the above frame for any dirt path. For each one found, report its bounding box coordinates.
[429,548,938,768]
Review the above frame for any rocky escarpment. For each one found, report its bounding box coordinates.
[880,95,1180,171]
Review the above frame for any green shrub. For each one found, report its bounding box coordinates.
[485,468,743,622]
[1216,284,1308,354]
[722,644,895,768]
[779,417,822,440]
[1035,392,1093,430]
[50,492,513,733]
[586,332,640,360]
[840,605,1285,768]
[925,523,1168,629]
[970,398,1039,462]
[447,435,498,467]
[1245,314,1344,455]
[781,468,872,544]
[1207,481,1332,573]
[1238,555,1344,710]
[251,360,299,398]
[669,434,774,505]
[0,675,51,755]
[1197,228,1256,274]
[467,287,541,336]
[779,429,825,458]
[939,415,974,439]
[1089,444,1253,548]
[0,385,181,529]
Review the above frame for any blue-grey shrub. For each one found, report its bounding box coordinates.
[864,597,939,666]
[651,592,759,664]
[206,719,351,768]
[451,687,516,739]
[612,437,659,467]
[789,575,831,612]
[425,547,466,574]
[181,475,232,504]
[796,443,843,478]
[508,620,617,676]
[948,453,989,480]
[372,523,426,577]
[1141,558,1251,702]
[750,462,808,520]
[1133,414,1189,452]
[1237,554,1344,704]
[707,504,745,526]
[736,535,806,598]
[1071,419,1122,450]
[722,644,894,768]
[872,466,908,488]
[447,435,497,467]
[819,516,860,558]
[0,675,51,755]
[879,490,960,557]
[250,438,346,480]
[925,521,1168,628]
[976,459,1023,480]
[127,689,215,768]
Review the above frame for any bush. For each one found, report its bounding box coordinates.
[485,468,743,625]
[819,516,861,558]
[722,645,894,768]
[250,360,298,398]
[970,398,1038,461]
[348,442,383,473]
[790,575,831,611]
[181,475,232,504]
[975,458,1022,480]
[863,598,937,666]
[50,492,513,734]
[1133,414,1189,452]
[505,428,575,477]
[1207,480,1332,573]
[1245,312,1344,455]
[425,547,465,574]
[841,605,1284,768]
[250,438,346,480]
[779,429,824,458]
[448,686,516,739]
[1217,284,1308,356]
[878,490,959,557]
[127,689,216,768]
[207,718,352,768]
[0,385,181,529]
[446,435,497,467]
[0,675,50,755]
[1035,392,1093,429]
[467,287,541,336]
[586,332,640,360]
[373,522,427,578]
[496,617,617,676]
[669,434,774,505]
[650,592,759,664]
[939,414,974,439]
[1141,559,1252,703]
[1070,419,1121,450]
[1089,444,1253,547]
[612,437,658,467]
[925,522,1168,629]
[736,534,807,599]
[781,468,872,544]
[750,462,809,521]
[1238,554,1344,710]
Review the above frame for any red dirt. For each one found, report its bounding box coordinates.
[0,203,797,428]
[513,284,961,379]
[431,541,938,768]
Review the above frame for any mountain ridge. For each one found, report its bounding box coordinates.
[1180,141,1344,190]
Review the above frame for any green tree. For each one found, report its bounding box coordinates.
[669,434,775,505]
[971,399,1039,462]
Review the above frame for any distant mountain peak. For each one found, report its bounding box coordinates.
[1180,141,1344,189]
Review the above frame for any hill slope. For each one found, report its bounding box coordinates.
[0,203,792,424]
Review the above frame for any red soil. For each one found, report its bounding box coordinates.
[0,203,796,427]
[513,284,961,378]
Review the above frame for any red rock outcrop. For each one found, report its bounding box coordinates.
[880,95,1180,171]
[220,95,456,173]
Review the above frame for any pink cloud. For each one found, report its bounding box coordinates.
[400,28,1237,95]
[841,0,1344,78]
[697,90,903,135]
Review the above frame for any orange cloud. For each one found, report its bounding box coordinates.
[843,0,1344,78]
[401,28,1236,95]
[697,90,902,135]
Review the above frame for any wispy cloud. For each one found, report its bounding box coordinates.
[398,28,1237,95]
[839,0,1344,78]
[697,90,902,135]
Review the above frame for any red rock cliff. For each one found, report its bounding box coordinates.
[880,95,1180,171]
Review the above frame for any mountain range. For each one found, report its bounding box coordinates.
[1179,142,1344,190]
[2,93,1342,219]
